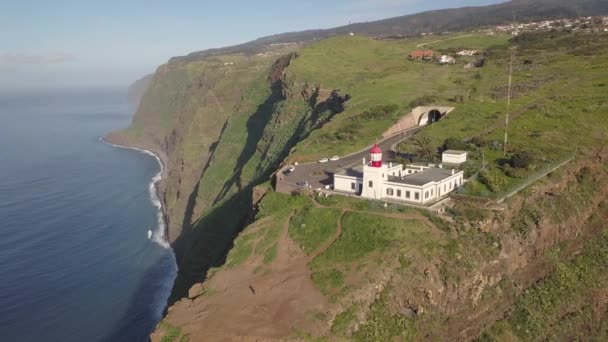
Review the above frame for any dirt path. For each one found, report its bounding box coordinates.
[416,34,474,47]
[311,196,439,231]
[309,210,347,261]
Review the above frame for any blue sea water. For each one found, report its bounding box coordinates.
[0,89,177,341]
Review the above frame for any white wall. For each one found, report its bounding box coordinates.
[361,165,388,200]
[334,175,361,193]
[383,182,424,204]
[442,153,467,164]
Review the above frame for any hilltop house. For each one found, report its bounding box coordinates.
[409,50,434,61]
[457,49,479,56]
[439,55,456,64]
[333,145,464,205]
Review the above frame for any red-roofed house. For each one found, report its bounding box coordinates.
[409,50,435,61]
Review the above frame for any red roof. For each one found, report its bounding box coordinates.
[370,144,382,153]
[409,50,434,58]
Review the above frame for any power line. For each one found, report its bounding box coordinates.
[504,48,515,157]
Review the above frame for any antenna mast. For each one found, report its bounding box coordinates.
[504,48,514,157]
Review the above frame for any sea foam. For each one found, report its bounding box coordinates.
[100,137,170,249]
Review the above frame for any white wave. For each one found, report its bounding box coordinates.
[101,137,171,249]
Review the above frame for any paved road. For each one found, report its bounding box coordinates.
[279,127,422,190]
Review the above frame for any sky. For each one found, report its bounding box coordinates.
[0,0,505,90]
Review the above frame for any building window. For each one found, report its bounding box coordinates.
[397,189,401,197]
[369,181,373,188]
[425,191,429,199]
[444,184,447,192]
[387,188,394,196]
[431,189,434,196]
[408,170,412,174]
[351,182,355,190]
[406,191,410,199]
[415,192,419,200]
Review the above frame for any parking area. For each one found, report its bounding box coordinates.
[276,127,421,192]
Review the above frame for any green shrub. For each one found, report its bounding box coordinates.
[443,137,468,151]
[409,94,437,108]
[331,307,357,335]
[510,151,535,169]
[479,168,508,193]
[350,104,399,122]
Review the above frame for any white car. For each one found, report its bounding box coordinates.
[330,156,340,161]
[318,158,329,163]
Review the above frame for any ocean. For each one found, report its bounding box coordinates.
[0,89,177,341]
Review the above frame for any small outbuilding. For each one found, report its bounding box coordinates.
[439,55,456,64]
[442,150,468,165]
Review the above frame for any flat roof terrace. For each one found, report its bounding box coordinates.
[388,168,457,186]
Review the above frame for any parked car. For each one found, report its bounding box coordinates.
[318,158,329,163]
[283,166,295,175]
[296,180,310,187]
[330,155,340,161]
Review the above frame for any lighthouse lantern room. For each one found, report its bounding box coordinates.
[370,144,382,167]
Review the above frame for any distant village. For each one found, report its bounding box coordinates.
[409,15,608,67]
[418,15,608,37]
[492,15,608,36]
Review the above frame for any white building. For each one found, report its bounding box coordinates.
[439,55,456,64]
[333,145,464,205]
[457,49,479,56]
[442,150,468,165]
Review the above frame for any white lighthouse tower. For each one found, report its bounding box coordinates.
[361,144,388,199]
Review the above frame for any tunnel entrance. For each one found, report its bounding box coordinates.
[419,109,443,126]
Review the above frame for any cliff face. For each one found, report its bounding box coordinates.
[107,46,349,301]
[127,74,154,106]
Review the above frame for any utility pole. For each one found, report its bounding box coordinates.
[504,48,514,157]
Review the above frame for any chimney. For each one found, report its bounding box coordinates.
[389,162,392,168]
[451,169,455,175]
[363,158,366,165]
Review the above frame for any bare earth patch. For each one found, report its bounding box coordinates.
[151,213,331,342]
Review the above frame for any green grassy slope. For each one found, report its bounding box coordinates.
[126,31,608,341]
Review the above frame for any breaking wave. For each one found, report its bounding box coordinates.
[100,137,170,249]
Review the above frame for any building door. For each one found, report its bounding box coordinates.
[358,184,363,195]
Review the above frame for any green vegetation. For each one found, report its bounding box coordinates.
[287,33,513,161]
[331,306,358,335]
[289,206,343,254]
[158,322,182,342]
[225,233,256,268]
[311,269,345,295]
[481,228,608,341]
[353,291,417,341]
[263,243,278,264]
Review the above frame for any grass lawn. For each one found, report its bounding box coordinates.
[289,205,343,255]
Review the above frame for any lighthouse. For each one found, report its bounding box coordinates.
[370,144,382,167]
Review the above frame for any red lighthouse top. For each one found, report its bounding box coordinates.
[370,144,382,167]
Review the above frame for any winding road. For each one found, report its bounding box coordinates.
[279,126,423,190]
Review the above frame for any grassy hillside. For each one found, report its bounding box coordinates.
[117,30,608,341]
[171,0,608,63]
[286,33,511,161]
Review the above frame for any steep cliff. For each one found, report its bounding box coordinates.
[107,44,351,301]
